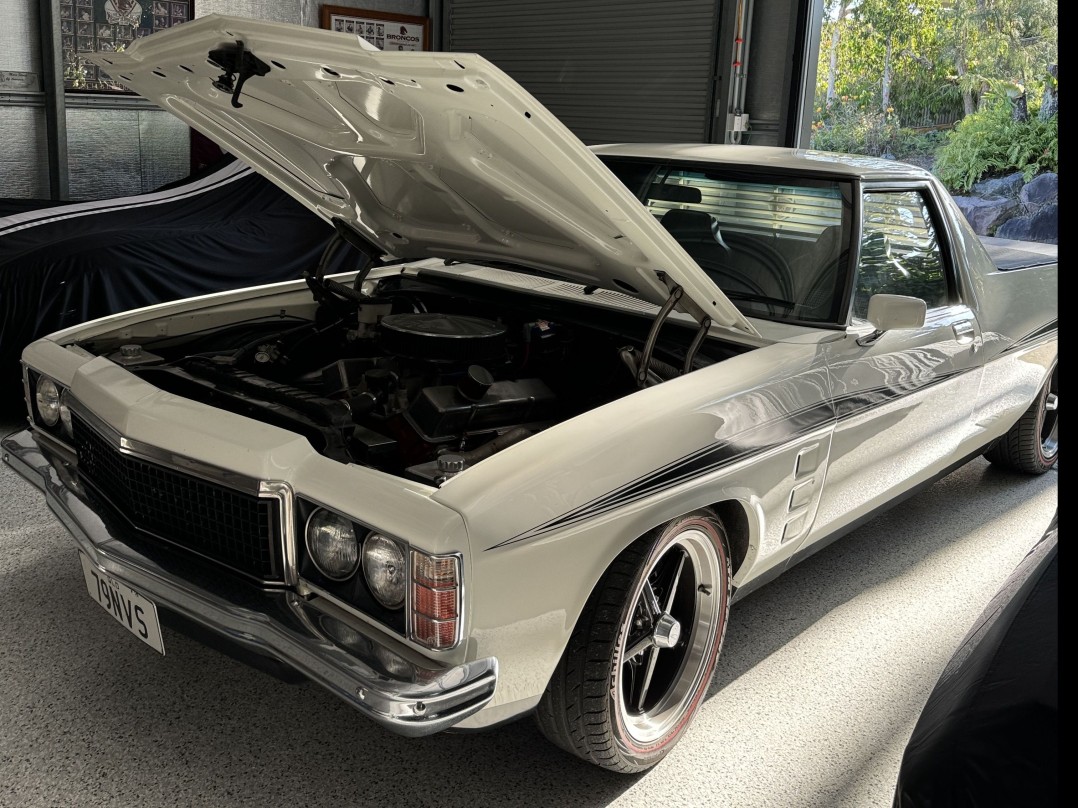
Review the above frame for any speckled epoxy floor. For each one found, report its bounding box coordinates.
[0,415,1057,807]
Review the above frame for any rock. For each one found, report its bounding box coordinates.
[995,203,1057,244]
[952,195,1020,236]
[971,172,1025,199]
[1020,173,1058,207]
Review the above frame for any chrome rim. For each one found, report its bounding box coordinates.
[1041,370,1058,460]
[615,526,722,746]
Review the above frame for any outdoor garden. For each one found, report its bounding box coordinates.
[812,0,1058,242]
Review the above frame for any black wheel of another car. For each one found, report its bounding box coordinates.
[984,365,1058,474]
[536,512,731,772]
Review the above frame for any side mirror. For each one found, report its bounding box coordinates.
[858,294,927,345]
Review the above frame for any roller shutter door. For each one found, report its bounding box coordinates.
[447,0,720,144]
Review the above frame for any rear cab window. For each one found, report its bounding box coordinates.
[601,157,855,326]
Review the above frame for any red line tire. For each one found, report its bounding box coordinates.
[535,511,732,772]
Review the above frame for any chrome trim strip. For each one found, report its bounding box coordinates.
[20,362,32,424]
[69,398,263,495]
[30,426,78,467]
[261,480,298,586]
[1,428,497,737]
[302,579,409,638]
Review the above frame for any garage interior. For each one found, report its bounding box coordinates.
[3,0,817,200]
[0,1,1057,805]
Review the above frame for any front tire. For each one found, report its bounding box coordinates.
[535,512,732,772]
[984,365,1058,474]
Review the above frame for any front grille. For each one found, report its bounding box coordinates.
[73,416,280,581]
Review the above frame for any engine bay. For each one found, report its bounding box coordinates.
[84,270,747,484]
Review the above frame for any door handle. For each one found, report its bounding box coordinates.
[953,320,975,345]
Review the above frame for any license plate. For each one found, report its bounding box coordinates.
[80,553,165,655]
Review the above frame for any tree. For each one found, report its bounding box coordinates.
[825,0,855,109]
[943,0,1058,116]
[855,0,943,115]
[1039,64,1058,119]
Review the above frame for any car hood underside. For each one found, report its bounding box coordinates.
[83,14,757,337]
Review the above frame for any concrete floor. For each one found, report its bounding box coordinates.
[0,415,1057,808]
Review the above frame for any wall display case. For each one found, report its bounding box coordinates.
[319,5,429,51]
[62,0,193,91]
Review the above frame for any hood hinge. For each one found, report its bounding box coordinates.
[634,273,712,388]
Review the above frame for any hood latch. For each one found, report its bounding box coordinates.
[208,41,271,109]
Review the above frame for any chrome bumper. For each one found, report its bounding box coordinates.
[1,428,497,738]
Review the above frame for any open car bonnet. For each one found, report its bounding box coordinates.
[84,15,757,337]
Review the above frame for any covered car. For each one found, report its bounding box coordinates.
[0,158,351,400]
[894,513,1058,806]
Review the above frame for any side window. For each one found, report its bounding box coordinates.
[855,190,949,318]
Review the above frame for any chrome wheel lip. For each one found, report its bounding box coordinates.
[614,526,723,748]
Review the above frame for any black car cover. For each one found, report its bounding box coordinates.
[0,158,355,401]
[893,513,1058,807]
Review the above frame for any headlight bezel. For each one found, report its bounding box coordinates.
[296,498,410,636]
[295,498,463,651]
[27,368,73,443]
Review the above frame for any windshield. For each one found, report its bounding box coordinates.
[601,158,855,325]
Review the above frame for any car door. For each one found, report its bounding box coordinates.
[802,183,985,545]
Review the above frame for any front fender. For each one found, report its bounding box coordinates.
[440,339,836,725]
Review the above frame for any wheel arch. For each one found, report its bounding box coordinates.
[562,498,755,623]
[463,492,764,728]
[708,499,754,578]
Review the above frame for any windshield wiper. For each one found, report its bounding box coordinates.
[721,290,797,310]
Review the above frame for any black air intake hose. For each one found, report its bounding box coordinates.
[618,346,680,386]
[456,427,533,465]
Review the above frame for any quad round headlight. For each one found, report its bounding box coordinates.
[35,376,61,427]
[305,509,360,581]
[363,533,406,610]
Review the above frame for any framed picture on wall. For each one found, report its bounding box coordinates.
[62,0,195,92]
[319,5,430,51]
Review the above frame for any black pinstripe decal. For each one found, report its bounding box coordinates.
[485,364,979,550]
[996,320,1058,356]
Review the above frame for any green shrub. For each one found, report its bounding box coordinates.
[891,128,947,160]
[811,103,900,156]
[810,102,944,163]
[933,100,1058,192]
